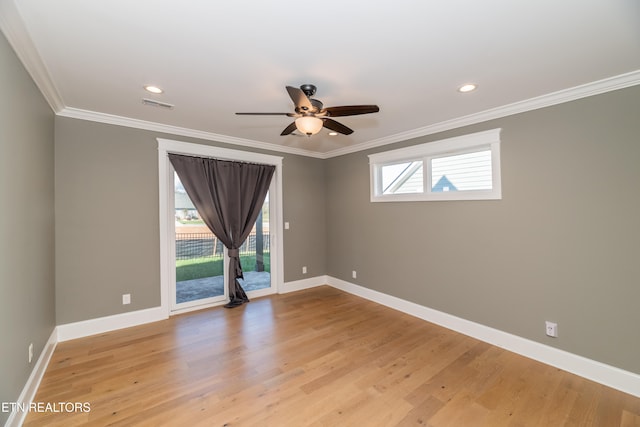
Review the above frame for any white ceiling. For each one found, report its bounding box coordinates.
[2,0,639,157]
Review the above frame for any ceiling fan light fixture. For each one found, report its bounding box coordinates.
[295,116,323,136]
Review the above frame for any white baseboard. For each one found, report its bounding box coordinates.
[5,329,58,427]
[55,278,326,344]
[56,306,168,342]
[326,276,640,398]
[280,275,327,294]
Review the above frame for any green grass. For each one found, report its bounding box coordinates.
[176,253,270,281]
[176,219,204,225]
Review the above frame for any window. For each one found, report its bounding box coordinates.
[369,129,501,202]
[381,161,423,194]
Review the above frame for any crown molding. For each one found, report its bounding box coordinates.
[58,68,640,160]
[50,69,640,161]
[323,70,640,158]
[0,0,65,112]
[4,0,637,161]
[58,107,326,159]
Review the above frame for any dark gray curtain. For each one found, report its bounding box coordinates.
[168,154,275,308]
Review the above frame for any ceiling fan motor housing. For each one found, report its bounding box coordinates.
[310,98,324,112]
[300,84,317,97]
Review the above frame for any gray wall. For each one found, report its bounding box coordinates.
[0,32,56,424]
[325,86,640,374]
[54,117,326,324]
[282,155,326,279]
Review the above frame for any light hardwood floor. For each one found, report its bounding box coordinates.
[24,286,640,426]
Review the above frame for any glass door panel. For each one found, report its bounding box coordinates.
[239,193,272,296]
[173,172,227,310]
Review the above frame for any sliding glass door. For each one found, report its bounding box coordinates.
[170,169,275,312]
[159,139,282,315]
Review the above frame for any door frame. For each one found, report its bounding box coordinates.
[158,138,283,316]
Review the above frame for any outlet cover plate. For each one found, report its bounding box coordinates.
[545,321,558,337]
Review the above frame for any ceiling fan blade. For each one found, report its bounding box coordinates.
[280,122,298,136]
[322,118,353,135]
[236,112,291,116]
[324,105,380,117]
[286,86,313,112]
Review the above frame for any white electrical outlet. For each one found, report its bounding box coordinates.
[122,293,131,305]
[302,266,307,274]
[28,343,33,363]
[545,321,558,337]
[352,270,357,279]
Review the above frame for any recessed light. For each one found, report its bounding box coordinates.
[144,85,164,94]
[458,84,477,93]
[328,132,338,136]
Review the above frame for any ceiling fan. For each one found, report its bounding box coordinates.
[236,84,379,136]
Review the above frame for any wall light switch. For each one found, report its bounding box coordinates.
[284,222,290,230]
[122,294,131,305]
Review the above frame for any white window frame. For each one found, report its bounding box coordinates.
[369,128,502,202]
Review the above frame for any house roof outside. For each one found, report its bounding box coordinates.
[175,191,196,211]
[432,175,458,192]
